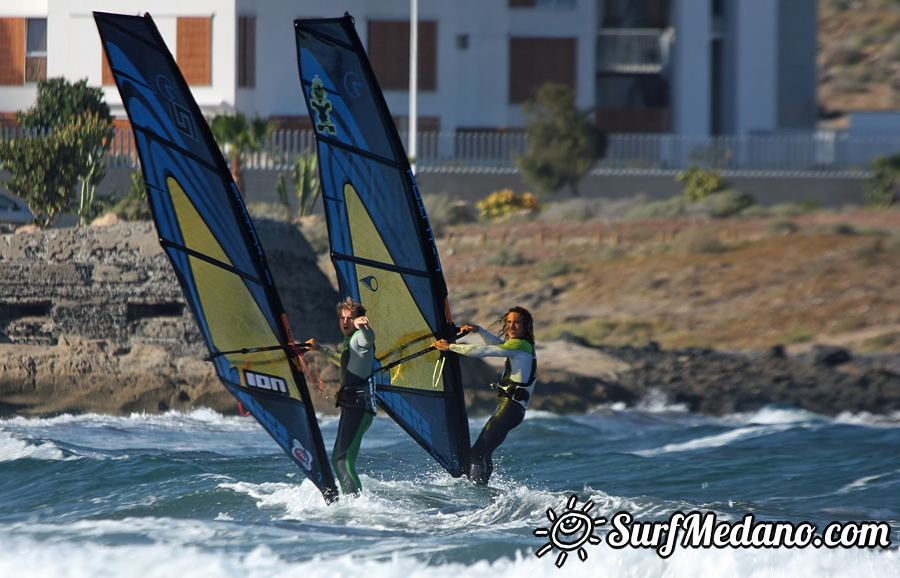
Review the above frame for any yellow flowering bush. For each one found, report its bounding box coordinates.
[475,189,540,220]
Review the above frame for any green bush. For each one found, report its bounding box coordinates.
[422,194,477,235]
[676,166,728,201]
[695,190,755,218]
[624,196,688,220]
[865,155,900,208]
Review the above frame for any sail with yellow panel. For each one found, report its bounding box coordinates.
[294,15,471,477]
[95,12,338,502]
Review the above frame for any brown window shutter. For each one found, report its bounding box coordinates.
[368,20,437,91]
[509,37,576,103]
[0,18,25,86]
[237,16,256,88]
[418,21,437,91]
[177,17,212,86]
[101,46,115,85]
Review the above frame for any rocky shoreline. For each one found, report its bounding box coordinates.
[3,327,900,420]
[2,221,900,419]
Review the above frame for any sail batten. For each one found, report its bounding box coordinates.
[95,11,339,503]
[295,15,470,477]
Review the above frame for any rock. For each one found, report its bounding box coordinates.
[0,220,340,417]
[809,344,851,368]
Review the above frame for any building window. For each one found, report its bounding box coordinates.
[177,17,212,86]
[0,17,47,85]
[25,18,47,83]
[237,16,256,88]
[509,37,576,103]
[368,20,437,91]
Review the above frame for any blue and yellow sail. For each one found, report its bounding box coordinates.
[294,16,470,477]
[94,12,338,502]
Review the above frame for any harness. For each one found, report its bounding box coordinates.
[496,350,537,409]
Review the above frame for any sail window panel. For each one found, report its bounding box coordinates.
[508,37,576,103]
[177,17,212,86]
[367,20,436,91]
[324,147,430,274]
[0,18,25,86]
[237,16,256,88]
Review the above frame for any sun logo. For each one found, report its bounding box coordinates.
[534,494,605,567]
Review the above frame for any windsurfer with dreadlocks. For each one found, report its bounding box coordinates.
[432,306,536,485]
[305,297,375,496]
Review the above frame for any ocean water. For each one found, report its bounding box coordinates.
[1,398,898,577]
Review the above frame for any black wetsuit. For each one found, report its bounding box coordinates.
[322,327,375,495]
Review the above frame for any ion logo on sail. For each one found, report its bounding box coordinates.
[243,369,289,396]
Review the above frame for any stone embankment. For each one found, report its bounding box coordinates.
[2,221,900,419]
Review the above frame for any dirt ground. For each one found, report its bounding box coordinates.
[435,210,900,354]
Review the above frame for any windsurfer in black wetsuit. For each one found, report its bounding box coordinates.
[305,297,375,495]
[433,306,536,485]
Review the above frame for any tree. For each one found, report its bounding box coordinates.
[17,77,112,132]
[7,77,115,225]
[865,154,900,209]
[0,126,82,227]
[513,82,606,196]
[209,113,274,194]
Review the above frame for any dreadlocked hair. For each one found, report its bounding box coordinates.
[492,306,534,344]
[336,296,366,317]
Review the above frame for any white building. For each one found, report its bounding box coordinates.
[0,0,817,137]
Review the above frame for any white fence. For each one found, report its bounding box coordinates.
[5,126,900,175]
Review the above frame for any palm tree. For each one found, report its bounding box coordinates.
[209,113,274,193]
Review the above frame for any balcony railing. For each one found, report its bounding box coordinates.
[596,29,669,74]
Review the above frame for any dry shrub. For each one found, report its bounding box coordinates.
[670,228,726,255]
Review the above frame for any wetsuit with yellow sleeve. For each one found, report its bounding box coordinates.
[449,328,536,484]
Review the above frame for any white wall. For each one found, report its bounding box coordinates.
[48,0,239,115]
[733,0,777,134]
[672,0,712,135]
